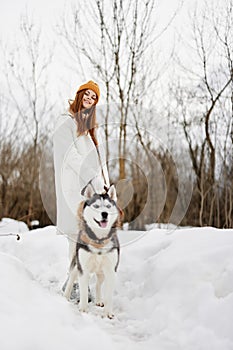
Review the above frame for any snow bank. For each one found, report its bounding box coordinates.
[0,251,118,350]
[0,217,29,234]
[117,227,233,350]
[0,223,233,350]
[0,229,124,350]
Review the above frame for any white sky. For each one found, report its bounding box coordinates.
[0,0,203,106]
[0,0,198,42]
[0,0,66,38]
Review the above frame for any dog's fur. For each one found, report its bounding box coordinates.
[64,184,121,319]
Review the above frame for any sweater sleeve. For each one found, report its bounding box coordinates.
[53,115,81,174]
[53,115,110,192]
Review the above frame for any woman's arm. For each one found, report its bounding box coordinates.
[53,115,104,191]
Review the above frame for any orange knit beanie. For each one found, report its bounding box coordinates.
[77,80,100,102]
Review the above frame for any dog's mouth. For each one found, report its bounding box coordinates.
[94,219,108,228]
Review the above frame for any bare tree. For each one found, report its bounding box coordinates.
[173,0,233,227]
[0,95,21,219]
[58,0,179,180]
[1,14,53,227]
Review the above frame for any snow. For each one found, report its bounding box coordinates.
[0,220,233,350]
[0,218,29,234]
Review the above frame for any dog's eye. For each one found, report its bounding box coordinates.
[93,204,100,209]
[106,204,111,209]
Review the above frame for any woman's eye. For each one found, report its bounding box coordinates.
[85,91,96,100]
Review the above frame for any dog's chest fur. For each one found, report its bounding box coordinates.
[75,229,120,274]
[79,248,118,275]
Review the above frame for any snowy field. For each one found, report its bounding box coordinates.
[0,218,233,350]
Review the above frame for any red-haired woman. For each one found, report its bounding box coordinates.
[53,80,110,299]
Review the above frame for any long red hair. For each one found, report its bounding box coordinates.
[69,90,98,146]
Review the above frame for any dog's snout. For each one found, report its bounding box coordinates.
[101,212,108,219]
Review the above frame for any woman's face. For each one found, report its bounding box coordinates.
[82,89,97,109]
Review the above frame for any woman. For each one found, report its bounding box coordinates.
[53,80,110,297]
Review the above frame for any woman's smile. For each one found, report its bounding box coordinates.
[82,89,97,108]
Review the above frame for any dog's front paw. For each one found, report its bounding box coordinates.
[96,302,104,307]
[79,304,88,313]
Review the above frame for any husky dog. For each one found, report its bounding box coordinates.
[64,183,121,319]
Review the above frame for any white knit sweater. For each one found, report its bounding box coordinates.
[53,113,110,236]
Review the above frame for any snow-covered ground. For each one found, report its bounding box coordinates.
[0,219,233,350]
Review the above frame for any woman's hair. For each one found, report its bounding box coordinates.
[69,89,98,146]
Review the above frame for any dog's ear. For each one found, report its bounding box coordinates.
[82,183,95,199]
[107,184,117,201]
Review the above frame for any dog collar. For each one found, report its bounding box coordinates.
[79,231,112,249]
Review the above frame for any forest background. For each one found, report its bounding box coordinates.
[0,0,232,230]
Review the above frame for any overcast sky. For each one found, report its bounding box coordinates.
[0,0,198,41]
[0,0,66,37]
[0,0,205,106]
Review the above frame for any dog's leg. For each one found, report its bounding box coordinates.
[79,272,89,313]
[96,273,104,307]
[64,266,78,300]
[102,268,115,319]
[68,238,76,262]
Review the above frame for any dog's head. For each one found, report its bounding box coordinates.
[80,184,120,231]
